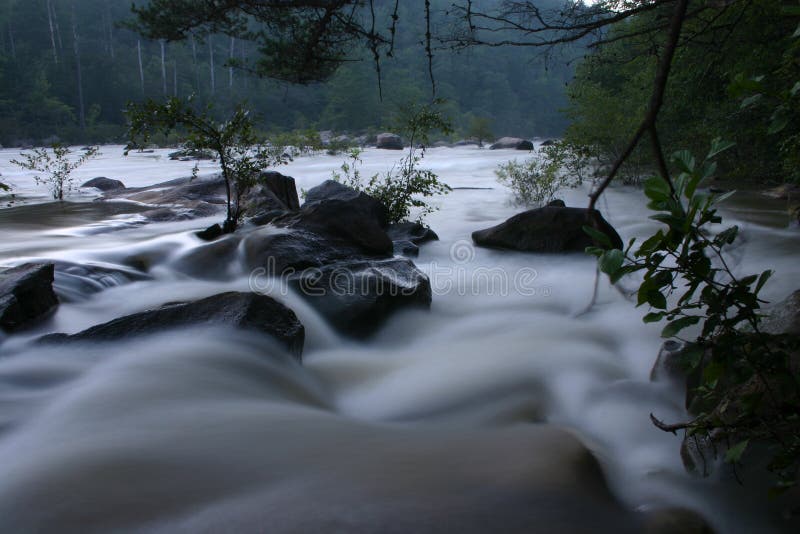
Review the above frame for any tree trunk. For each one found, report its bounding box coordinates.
[160,40,167,95]
[46,0,58,63]
[190,33,200,92]
[50,1,63,50]
[71,6,85,132]
[209,38,215,95]
[173,61,178,96]
[7,22,16,61]
[104,0,114,59]
[229,36,235,89]
[137,40,145,95]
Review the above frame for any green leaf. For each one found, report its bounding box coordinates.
[755,270,773,294]
[707,138,736,160]
[768,108,791,135]
[791,81,800,97]
[599,249,625,276]
[740,94,762,109]
[643,175,671,202]
[583,225,613,248]
[661,316,700,338]
[713,190,736,204]
[672,150,695,174]
[724,440,749,464]
[643,312,665,324]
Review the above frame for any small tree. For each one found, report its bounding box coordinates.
[467,116,494,147]
[11,144,99,201]
[333,100,452,223]
[496,144,579,207]
[125,97,290,232]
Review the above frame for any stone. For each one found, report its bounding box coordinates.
[472,206,623,252]
[81,177,125,191]
[490,137,534,150]
[40,292,304,359]
[0,263,59,332]
[376,132,404,150]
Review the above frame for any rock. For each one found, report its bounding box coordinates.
[171,235,242,280]
[453,139,480,147]
[290,257,432,338]
[168,148,215,160]
[760,289,800,336]
[547,199,566,208]
[197,223,224,241]
[0,263,59,332]
[41,292,304,359]
[649,339,688,383]
[472,206,623,252]
[81,177,125,191]
[281,180,392,255]
[259,171,300,211]
[243,229,363,274]
[387,222,439,257]
[763,183,800,201]
[540,139,556,147]
[376,132,403,150]
[642,507,715,534]
[432,140,451,148]
[490,137,533,150]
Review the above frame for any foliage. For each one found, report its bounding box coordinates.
[467,116,494,147]
[587,140,800,488]
[332,100,452,223]
[125,97,290,231]
[10,144,99,200]
[495,142,583,207]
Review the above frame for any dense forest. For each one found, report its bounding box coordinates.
[0,0,578,146]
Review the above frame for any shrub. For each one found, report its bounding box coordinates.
[11,144,99,201]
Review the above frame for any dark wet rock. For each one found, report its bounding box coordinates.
[642,507,715,534]
[453,139,480,147]
[649,339,688,383]
[540,139,556,147]
[0,263,59,332]
[171,235,242,280]
[432,140,451,148]
[282,180,391,255]
[387,222,439,257]
[547,199,566,208]
[41,292,304,359]
[243,229,366,274]
[81,177,125,191]
[197,223,224,242]
[761,289,800,336]
[376,132,403,150]
[168,148,215,160]
[259,171,300,211]
[490,137,533,150]
[290,257,432,338]
[107,176,227,208]
[53,261,150,303]
[472,206,623,253]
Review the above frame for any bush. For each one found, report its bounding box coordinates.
[496,144,580,207]
[11,144,99,200]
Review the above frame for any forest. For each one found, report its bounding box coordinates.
[0,0,577,145]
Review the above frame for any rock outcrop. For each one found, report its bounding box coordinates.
[81,177,126,191]
[376,132,403,150]
[0,263,59,332]
[490,137,533,150]
[472,206,623,253]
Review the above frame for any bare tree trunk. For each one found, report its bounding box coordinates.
[104,0,114,59]
[137,40,145,95]
[190,33,200,92]
[160,39,167,95]
[52,1,63,50]
[71,6,85,132]
[209,38,215,95]
[7,22,16,60]
[173,61,177,96]
[229,36,234,89]
[46,0,58,63]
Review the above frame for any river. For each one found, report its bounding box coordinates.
[0,145,797,532]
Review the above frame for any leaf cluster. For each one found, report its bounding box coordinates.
[10,144,99,200]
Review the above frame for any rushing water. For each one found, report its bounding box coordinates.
[0,145,798,532]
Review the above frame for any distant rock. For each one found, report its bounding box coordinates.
[453,139,480,147]
[490,137,533,150]
[168,148,215,161]
[40,292,305,359]
[540,139,556,147]
[81,177,125,191]
[376,132,404,150]
[472,205,622,252]
[0,263,59,332]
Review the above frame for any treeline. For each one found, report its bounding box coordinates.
[0,0,579,146]
[563,0,799,185]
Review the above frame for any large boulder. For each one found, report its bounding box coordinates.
[0,263,59,332]
[376,132,403,150]
[81,177,125,191]
[472,206,623,253]
[259,171,300,211]
[290,257,432,338]
[760,289,800,336]
[280,180,392,255]
[490,137,533,150]
[41,292,304,359]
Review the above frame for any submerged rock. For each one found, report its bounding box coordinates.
[53,261,150,303]
[472,206,623,252]
[490,137,533,150]
[0,263,59,332]
[387,222,439,257]
[81,177,125,191]
[376,132,403,150]
[40,292,304,359]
